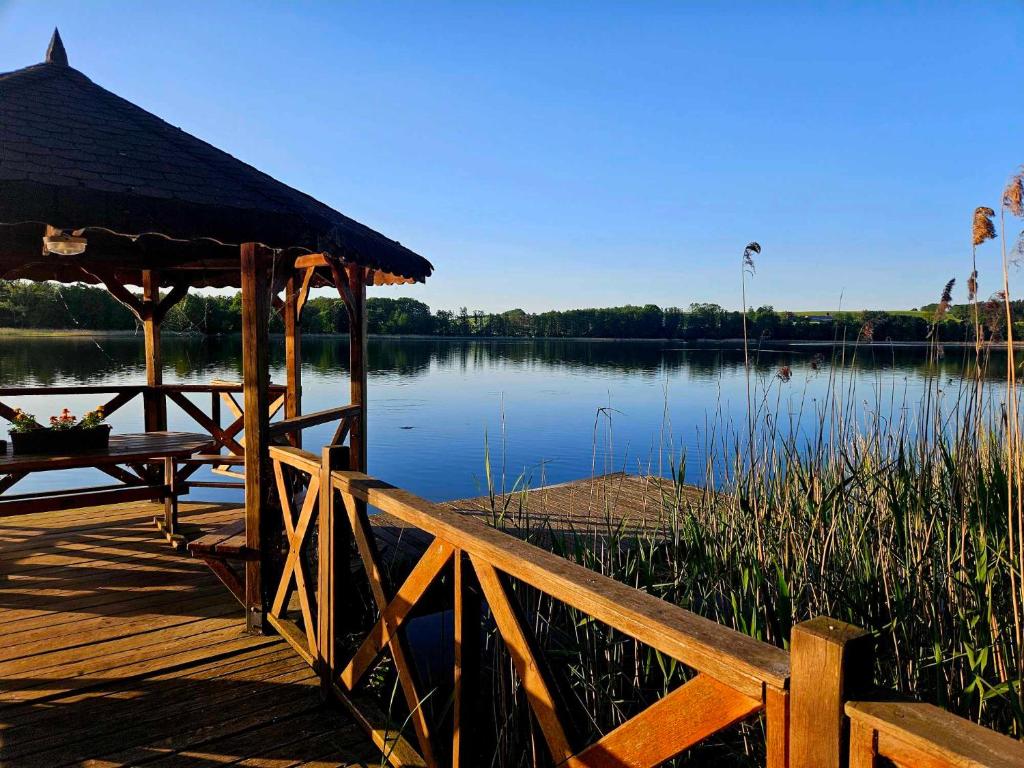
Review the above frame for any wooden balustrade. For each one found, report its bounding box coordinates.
[846,700,1024,767]
[0,382,329,505]
[259,451,790,768]
[257,448,1024,768]
[0,381,285,467]
[269,404,361,446]
[328,470,795,768]
[0,384,146,425]
[0,382,284,440]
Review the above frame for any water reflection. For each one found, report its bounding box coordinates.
[0,335,1007,386]
[0,335,1009,501]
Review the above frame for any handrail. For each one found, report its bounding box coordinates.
[0,386,145,423]
[318,467,791,766]
[0,384,146,395]
[846,700,1024,768]
[268,445,321,475]
[0,382,285,396]
[161,382,287,393]
[331,469,788,696]
[260,453,1024,767]
[269,404,360,438]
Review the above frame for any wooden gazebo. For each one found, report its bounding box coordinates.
[0,31,433,630]
[4,32,1019,768]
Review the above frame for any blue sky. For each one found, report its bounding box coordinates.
[1,2,1021,313]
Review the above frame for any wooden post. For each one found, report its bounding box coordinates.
[284,272,302,448]
[141,270,166,432]
[211,390,221,441]
[789,616,873,768]
[347,266,368,472]
[162,456,178,539]
[453,549,481,768]
[847,719,878,768]
[241,243,274,633]
[317,443,350,698]
[765,687,790,768]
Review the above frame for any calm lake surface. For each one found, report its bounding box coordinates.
[0,335,1003,502]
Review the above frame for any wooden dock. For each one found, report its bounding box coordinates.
[0,500,378,767]
[4,474,1019,768]
[366,473,690,573]
[0,474,705,767]
[441,471,698,537]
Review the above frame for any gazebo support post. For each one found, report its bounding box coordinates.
[240,243,277,633]
[347,265,368,472]
[141,270,166,432]
[284,272,302,448]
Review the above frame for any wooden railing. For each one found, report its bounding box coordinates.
[262,447,1024,768]
[0,381,285,449]
[165,381,286,458]
[0,380,290,494]
[331,468,794,768]
[846,700,1023,768]
[264,445,790,767]
[0,384,147,427]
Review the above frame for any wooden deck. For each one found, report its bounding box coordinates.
[443,471,697,538]
[0,474,705,767]
[0,500,379,767]
[345,473,697,574]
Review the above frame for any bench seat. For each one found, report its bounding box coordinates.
[188,519,255,606]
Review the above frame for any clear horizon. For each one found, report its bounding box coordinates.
[1,1,1021,314]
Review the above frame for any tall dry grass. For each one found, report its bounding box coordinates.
[357,169,1024,767]
[468,168,1024,765]
[473,351,1024,766]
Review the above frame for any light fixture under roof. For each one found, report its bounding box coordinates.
[43,231,87,256]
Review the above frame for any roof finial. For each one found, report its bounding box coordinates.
[46,28,68,66]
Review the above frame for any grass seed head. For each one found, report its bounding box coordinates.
[973,206,997,247]
[1004,169,1024,217]
[742,242,761,274]
[934,278,956,322]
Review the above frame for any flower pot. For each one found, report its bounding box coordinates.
[10,425,112,455]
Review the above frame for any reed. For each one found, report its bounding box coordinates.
[465,185,1024,762]
[470,350,1023,766]
[361,178,1024,766]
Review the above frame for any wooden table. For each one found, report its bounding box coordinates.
[0,431,213,544]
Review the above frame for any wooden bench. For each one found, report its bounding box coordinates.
[187,518,255,606]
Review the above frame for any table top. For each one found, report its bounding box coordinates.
[0,432,213,473]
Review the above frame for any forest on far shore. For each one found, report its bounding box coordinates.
[1,280,1020,342]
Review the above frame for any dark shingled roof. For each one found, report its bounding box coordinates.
[0,31,433,288]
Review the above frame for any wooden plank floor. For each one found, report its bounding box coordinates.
[0,500,379,767]
[0,474,694,766]
[370,473,699,567]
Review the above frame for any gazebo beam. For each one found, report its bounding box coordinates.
[294,252,328,269]
[76,263,188,432]
[153,281,189,324]
[78,263,144,317]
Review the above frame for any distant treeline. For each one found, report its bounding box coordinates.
[1,280,1022,342]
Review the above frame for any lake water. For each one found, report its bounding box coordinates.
[0,335,1003,502]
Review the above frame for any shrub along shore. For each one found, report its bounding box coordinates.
[2,279,1020,342]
